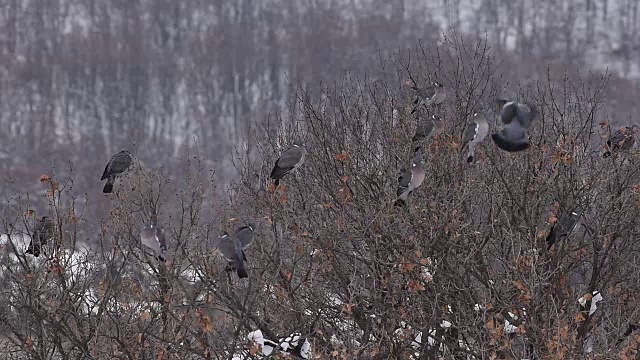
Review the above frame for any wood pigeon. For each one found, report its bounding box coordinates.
[546,209,581,250]
[461,112,489,164]
[26,216,54,257]
[410,81,447,114]
[412,114,444,152]
[395,151,426,207]
[491,101,538,152]
[101,149,133,193]
[270,141,306,186]
[602,125,637,158]
[140,224,167,262]
[217,232,248,278]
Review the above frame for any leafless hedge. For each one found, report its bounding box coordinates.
[1,34,639,360]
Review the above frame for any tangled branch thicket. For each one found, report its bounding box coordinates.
[2,34,640,359]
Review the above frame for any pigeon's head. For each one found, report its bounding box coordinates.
[120,149,131,155]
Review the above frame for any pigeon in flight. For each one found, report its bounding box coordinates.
[412,114,444,152]
[101,149,133,193]
[140,224,167,262]
[395,151,426,207]
[602,126,637,158]
[410,81,446,114]
[270,141,306,186]
[546,209,581,250]
[217,232,248,278]
[461,112,489,164]
[491,100,537,152]
[26,216,54,257]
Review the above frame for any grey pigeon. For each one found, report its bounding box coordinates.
[410,81,446,114]
[412,114,444,152]
[101,149,133,193]
[603,126,637,158]
[461,112,489,164]
[395,151,426,207]
[140,224,167,262]
[491,101,537,152]
[217,232,248,278]
[270,141,306,186]
[546,209,581,250]
[26,216,54,258]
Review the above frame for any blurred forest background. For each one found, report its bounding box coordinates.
[2,1,640,359]
[1,0,639,219]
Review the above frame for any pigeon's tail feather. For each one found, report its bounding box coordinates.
[235,259,248,278]
[410,105,419,115]
[273,178,280,186]
[270,166,293,182]
[413,96,420,105]
[103,177,114,193]
[491,133,530,152]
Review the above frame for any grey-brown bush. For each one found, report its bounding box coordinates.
[1,33,640,360]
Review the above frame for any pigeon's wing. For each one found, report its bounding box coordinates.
[278,146,305,168]
[271,146,304,179]
[218,234,247,278]
[397,169,412,197]
[515,102,536,129]
[546,224,558,249]
[547,212,580,249]
[102,151,132,179]
[156,227,167,254]
[140,226,163,257]
[217,234,239,259]
[111,151,133,174]
[409,164,426,189]
[412,118,434,142]
[491,124,530,152]
[35,218,53,244]
[100,162,112,180]
[461,121,478,149]
[610,128,635,151]
[235,226,255,249]
[499,102,518,125]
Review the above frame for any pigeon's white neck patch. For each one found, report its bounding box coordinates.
[571,211,579,216]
